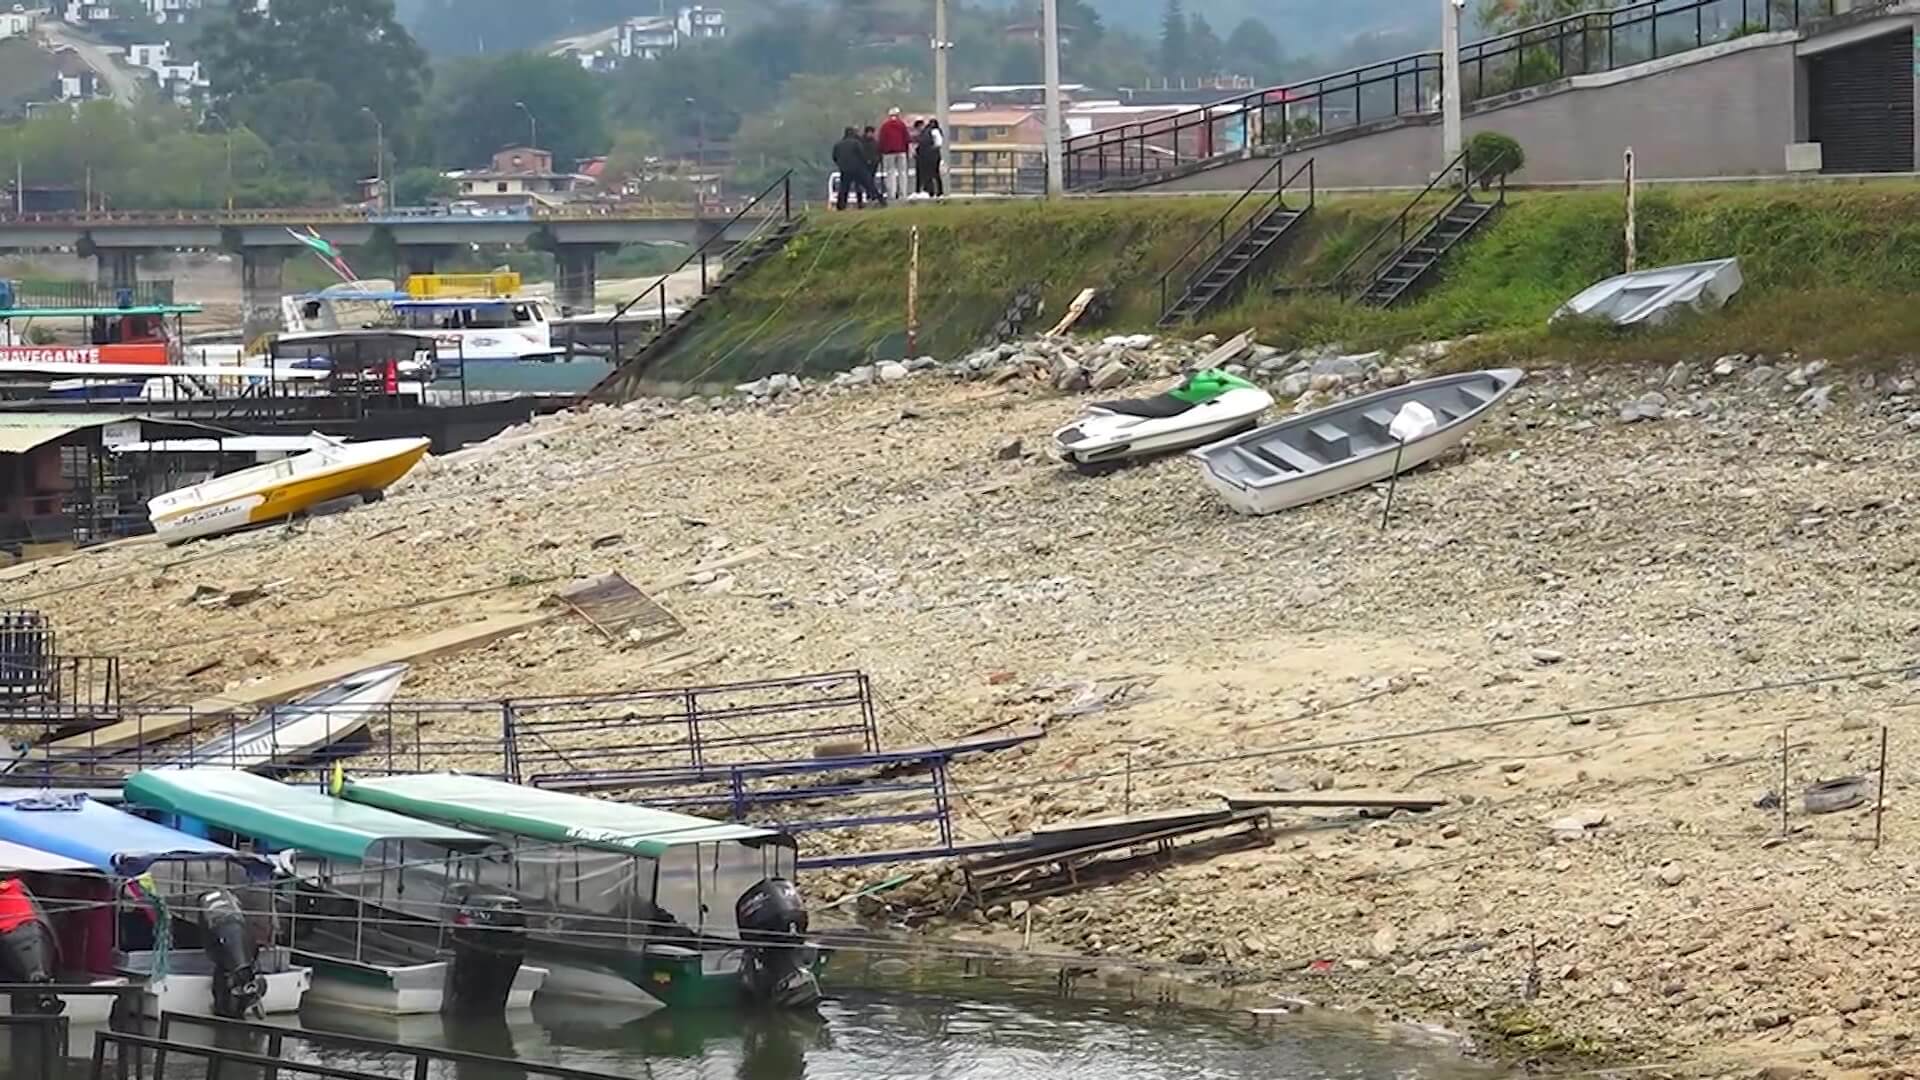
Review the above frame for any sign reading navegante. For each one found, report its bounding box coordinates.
[0,343,169,366]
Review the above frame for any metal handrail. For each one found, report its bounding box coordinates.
[1064,0,1853,189]
[1156,156,1314,322]
[603,169,793,360]
[1332,149,1509,299]
[156,1013,627,1080]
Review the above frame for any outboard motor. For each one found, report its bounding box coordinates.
[198,889,264,1019]
[443,886,528,1016]
[735,878,820,1009]
[0,878,63,1016]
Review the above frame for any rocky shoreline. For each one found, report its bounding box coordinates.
[15,335,1920,1077]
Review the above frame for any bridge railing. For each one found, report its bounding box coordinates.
[0,200,765,226]
[1063,0,1850,190]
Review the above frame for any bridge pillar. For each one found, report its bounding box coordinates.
[93,249,141,293]
[240,249,288,343]
[399,245,455,278]
[553,245,602,315]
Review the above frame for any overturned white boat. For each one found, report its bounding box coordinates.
[1192,368,1523,516]
[1054,369,1273,467]
[1553,258,1742,327]
[164,663,409,772]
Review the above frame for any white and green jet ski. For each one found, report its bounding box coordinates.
[1053,368,1274,466]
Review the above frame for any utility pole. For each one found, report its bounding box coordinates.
[1041,0,1064,195]
[515,100,538,150]
[932,0,951,192]
[361,107,385,210]
[1441,0,1465,166]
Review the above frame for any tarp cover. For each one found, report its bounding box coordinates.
[0,792,254,876]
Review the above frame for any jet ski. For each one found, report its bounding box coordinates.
[1053,368,1273,467]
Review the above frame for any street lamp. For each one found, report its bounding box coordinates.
[684,97,707,208]
[514,100,538,150]
[1441,0,1466,166]
[207,110,234,212]
[360,106,385,211]
[1041,0,1063,195]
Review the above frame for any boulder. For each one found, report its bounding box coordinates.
[1090,360,1131,391]
[877,361,911,382]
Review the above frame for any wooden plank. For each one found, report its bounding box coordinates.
[48,608,558,751]
[1222,790,1448,811]
[1197,328,1255,369]
[1042,287,1098,338]
[553,571,684,646]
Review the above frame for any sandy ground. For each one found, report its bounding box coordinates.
[11,347,1920,1073]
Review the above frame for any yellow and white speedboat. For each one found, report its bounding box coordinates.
[148,436,429,542]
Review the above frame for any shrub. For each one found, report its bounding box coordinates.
[1466,131,1525,189]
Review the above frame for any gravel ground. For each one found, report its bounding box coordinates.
[12,341,1920,1075]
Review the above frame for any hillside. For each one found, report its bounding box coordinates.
[645,182,1920,390]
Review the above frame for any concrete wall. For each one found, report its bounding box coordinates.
[1145,14,1916,192]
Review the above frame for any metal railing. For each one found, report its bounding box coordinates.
[604,169,794,365]
[0,201,747,226]
[1156,156,1315,322]
[1064,0,1852,190]
[1,279,175,308]
[151,1012,628,1080]
[1323,147,1508,300]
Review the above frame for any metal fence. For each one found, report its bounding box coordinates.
[1064,0,1853,189]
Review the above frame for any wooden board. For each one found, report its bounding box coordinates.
[553,571,684,646]
[1043,288,1098,338]
[1223,790,1448,811]
[1197,329,1256,369]
[48,608,558,752]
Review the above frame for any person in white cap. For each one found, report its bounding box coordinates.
[877,107,912,201]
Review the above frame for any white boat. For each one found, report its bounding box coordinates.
[147,436,430,542]
[299,955,546,1015]
[1191,368,1523,516]
[1553,258,1743,327]
[165,663,409,771]
[1053,369,1273,467]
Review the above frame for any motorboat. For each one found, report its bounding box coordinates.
[1553,258,1742,327]
[1053,369,1273,467]
[0,838,126,1025]
[0,792,309,1019]
[164,663,410,773]
[1192,368,1523,515]
[338,773,822,1011]
[124,768,545,1017]
[147,436,429,542]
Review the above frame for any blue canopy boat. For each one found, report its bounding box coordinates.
[0,793,309,1018]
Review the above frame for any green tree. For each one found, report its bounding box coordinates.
[604,128,661,187]
[199,0,427,186]
[731,73,881,191]
[1224,17,1282,76]
[1476,0,1605,32]
[431,53,608,167]
[230,78,353,186]
[1158,0,1188,78]
[1187,13,1221,76]
[391,165,456,206]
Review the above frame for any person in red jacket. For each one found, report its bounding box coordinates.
[876,107,912,201]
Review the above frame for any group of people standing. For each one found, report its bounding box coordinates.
[831,107,945,210]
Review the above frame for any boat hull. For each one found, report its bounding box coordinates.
[301,955,547,1016]
[150,439,428,542]
[0,978,126,1025]
[1055,387,1272,465]
[1193,370,1522,516]
[166,662,409,771]
[135,967,311,1019]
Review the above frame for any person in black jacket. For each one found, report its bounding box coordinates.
[833,127,884,210]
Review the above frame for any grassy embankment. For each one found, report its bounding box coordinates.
[652,181,1920,385]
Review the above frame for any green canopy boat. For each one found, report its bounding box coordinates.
[339,773,819,1012]
[124,768,548,1016]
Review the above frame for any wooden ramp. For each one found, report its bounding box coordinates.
[48,608,557,752]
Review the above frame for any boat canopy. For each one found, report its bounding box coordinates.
[0,837,95,875]
[125,769,497,863]
[0,304,204,319]
[0,792,259,876]
[341,774,791,857]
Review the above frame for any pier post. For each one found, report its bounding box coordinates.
[240,248,287,344]
[554,244,600,315]
[92,248,141,293]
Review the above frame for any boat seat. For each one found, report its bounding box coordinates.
[1361,407,1398,434]
[1228,448,1279,477]
[1306,423,1350,457]
[1091,393,1195,419]
[1254,441,1323,473]
[1457,382,1494,406]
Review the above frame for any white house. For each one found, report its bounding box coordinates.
[0,6,36,39]
[63,0,112,26]
[617,16,676,61]
[51,49,100,100]
[676,5,724,41]
[126,40,206,105]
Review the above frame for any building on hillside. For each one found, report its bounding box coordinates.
[142,0,198,23]
[618,15,676,60]
[50,49,101,101]
[945,108,1049,194]
[126,39,206,105]
[0,6,36,39]
[441,146,588,210]
[676,5,724,41]
[561,6,725,67]
[63,0,112,26]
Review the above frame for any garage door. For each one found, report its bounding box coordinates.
[1809,31,1915,173]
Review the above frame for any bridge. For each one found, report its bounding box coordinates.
[0,204,777,329]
